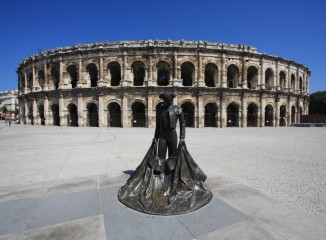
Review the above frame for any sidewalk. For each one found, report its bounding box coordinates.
[0,125,325,239]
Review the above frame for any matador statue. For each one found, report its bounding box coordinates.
[118,92,212,215]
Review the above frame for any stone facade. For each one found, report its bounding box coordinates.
[17,40,310,128]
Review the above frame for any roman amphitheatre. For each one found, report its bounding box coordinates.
[17,39,310,128]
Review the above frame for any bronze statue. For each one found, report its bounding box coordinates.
[118,92,212,215]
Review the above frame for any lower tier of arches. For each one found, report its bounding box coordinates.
[18,87,309,128]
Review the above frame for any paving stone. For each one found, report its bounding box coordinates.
[25,189,101,230]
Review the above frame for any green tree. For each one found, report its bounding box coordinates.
[309,91,326,114]
[2,106,8,114]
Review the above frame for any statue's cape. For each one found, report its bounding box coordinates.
[118,142,212,215]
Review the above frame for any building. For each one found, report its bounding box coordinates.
[0,90,19,119]
[17,40,310,127]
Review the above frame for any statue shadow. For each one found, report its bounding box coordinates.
[122,170,135,176]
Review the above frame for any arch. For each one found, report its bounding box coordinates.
[227,102,239,127]
[132,102,146,127]
[279,105,287,126]
[38,70,45,89]
[156,61,170,86]
[51,103,60,126]
[247,103,258,127]
[204,102,218,127]
[86,63,98,87]
[279,71,286,90]
[299,76,303,93]
[181,102,195,127]
[51,67,60,89]
[204,63,218,87]
[291,105,296,123]
[265,68,274,90]
[131,61,145,86]
[181,62,195,86]
[38,104,45,125]
[67,103,78,127]
[247,66,258,89]
[86,102,98,127]
[265,104,274,126]
[108,61,121,86]
[107,102,121,127]
[67,65,78,88]
[227,64,239,88]
[27,72,33,90]
[291,74,296,92]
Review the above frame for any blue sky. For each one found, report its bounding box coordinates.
[0,0,325,93]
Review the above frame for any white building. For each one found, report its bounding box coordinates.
[0,90,19,113]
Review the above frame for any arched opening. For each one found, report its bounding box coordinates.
[51,104,60,126]
[247,66,258,89]
[247,103,258,127]
[291,74,296,92]
[108,62,121,86]
[132,61,145,86]
[67,65,78,89]
[132,102,146,127]
[38,70,45,89]
[265,68,274,90]
[280,105,286,126]
[265,105,274,127]
[227,64,239,88]
[156,61,170,86]
[279,71,286,91]
[204,103,217,127]
[86,63,98,88]
[108,102,121,127]
[67,103,78,127]
[299,77,303,93]
[181,62,195,86]
[291,106,296,123]
[204,63,217,87]
[227,103,239,127]
[51,67,60,89]
[28,105,34,125]
[181,102,195,127]
[38,104,45,125]
[27,73,33,90]
[87,103,98,127]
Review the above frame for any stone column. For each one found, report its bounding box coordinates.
[24,71,28,93]
[44,96,49,126]
[260,59,265,90]
[197,92,204,127]
[275,61,279,90]
[221,54,227,88]
[98,92,104,127]
[122,93,129,127]
[148,55,153,86]
[97,52,106,87]
[147,94,154,127]
[197,52,204,87]
[24,100,28,124]
[122,50,130,86]
[77,55,83,88]
[32,66,37,92]
[287,64,291,91]
[59,57,64,89]
[275,100,279,127]
[287,97,291,126]
[221,94,226,128]
[19,99,25,124]
[241,94,246,127]
[242,57,248,89]
[173,51,180,86]
[43,62,49,91]
[260,94,265,127]
[59,93,65,126]
[32,98,37,125]
[77,93,84,127]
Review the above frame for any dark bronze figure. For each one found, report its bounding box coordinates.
[118,92,212,215]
